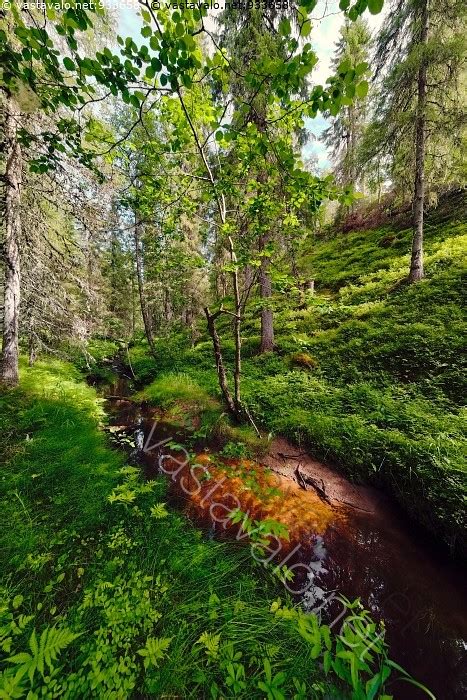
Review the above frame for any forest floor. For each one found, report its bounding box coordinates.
[2,356,434,699]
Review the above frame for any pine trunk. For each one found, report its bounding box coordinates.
[1,96,22,387]
[409,0,429,283]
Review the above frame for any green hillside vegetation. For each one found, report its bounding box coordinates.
[130,207,467,554]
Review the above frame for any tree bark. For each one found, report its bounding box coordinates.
[409,0,429,283]
[184,306,192,328]
[256,164,274,353]
[228,237,242,411]
[130,274,136,339]
[134,218,157,356]
[28,333,37,367]
[1,95,22,387]
[347,104,357,202]
[109,226,118,315]
[163,287,172,324]
[204,306,238,418]
[259,246,274,353]
[377,162,382,205]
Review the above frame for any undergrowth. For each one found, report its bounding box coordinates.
[126,213,467,555]
[0,358,419,698]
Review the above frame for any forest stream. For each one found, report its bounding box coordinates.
[101,375,467,700]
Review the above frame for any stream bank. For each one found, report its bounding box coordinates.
[94,369,467,700]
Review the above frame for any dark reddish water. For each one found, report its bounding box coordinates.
[312,513,467,699]
[102,386,467,700]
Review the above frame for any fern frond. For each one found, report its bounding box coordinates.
[196,632,221,659]
[42,626,81,669]
[150,502,169,519]
[137,636,172,669]
[7,625,81,684]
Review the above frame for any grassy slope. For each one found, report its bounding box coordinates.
[2,358,396,698]
[131,204,467,555]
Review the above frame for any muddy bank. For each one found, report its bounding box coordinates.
[264,436,388,513]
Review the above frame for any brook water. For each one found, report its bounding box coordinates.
[101,379,466,700]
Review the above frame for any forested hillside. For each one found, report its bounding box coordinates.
[1,1,466,698]
[122,195,466,554]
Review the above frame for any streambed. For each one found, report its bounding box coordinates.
[101,383,467,700]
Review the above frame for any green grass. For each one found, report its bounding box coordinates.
[0,358,121,574]
[126,211,467,555]
[137,371,217,409]
[2,358,404,698]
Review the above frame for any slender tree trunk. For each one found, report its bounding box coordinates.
[109,227,118,315]
[184,306,196,347]
[163,287,172,324]
[253,106,275,354]
[28,332,36,367]
[204,307,237,418]
[130,274,136,339]
[134,218,157,356]
[290,248,300,284]
[228,237,242,411]
[256,158,275,354]
[1,96,22,387]
[259,241,274,353]
[377,162,382,205]
[348,105,357,209]
[177,88,248,422]
[409,0,429,283]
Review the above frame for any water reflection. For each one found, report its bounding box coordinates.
[307,513,467,699]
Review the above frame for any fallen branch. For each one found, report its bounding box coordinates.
[278,450,307,461]
[105,395,133,401]
[294,463,308,491]
[294,465,332,504]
